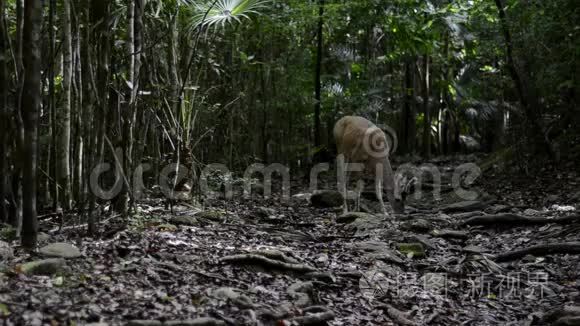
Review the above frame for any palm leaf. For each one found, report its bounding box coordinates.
[182,0,268,31]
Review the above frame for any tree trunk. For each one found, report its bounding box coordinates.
[130,0,144,168]
[20,0,43,249]
[73,11,84,204]
[313,0,324,147]
[401,59,416,154]
[88,0,111,235]
[421,55,431,159]
[0,0,8,222]
[117,0,144,216]
[168,12,180,116]
[45,0,56,207]
[58,0,72,210]
[12,0,25,231]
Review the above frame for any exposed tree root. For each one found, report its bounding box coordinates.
[495,242,580,262]
[220,254,316,273]
[464,213,580,226]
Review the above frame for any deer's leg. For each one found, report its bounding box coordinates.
[375,178,389,217]
[338,157,349,214]
[354,183,360,212]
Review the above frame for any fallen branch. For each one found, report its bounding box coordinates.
[464,213,580,226]
[495,242,580,262]
[220,254,316,274]
[284,311,335,325]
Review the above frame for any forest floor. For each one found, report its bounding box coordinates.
[1,155,580,326]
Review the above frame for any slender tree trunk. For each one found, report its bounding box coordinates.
[421,55,431,159]
[73,9,84,204]
[130,0,144,169]
[88,0,111,235]
[20,0,43,249]
[114,0,136,217]
[79,0,94,217]
[0,0,8,222]
[15,0,23,77]
[401,59,415,154]
[58,0,72,210]
[11,0,25,231]
[260,65,268,163]
[168,12,180,116]
[116,0,144,216]
[127,0,135,83]
[313,0,324,147]
[45,0,56,207]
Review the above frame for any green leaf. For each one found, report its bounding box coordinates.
[0,303,10,317]
[183,0,269,31]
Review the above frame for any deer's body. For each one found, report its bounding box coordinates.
[333,116,404,215]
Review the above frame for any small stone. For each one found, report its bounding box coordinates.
[396,243,425,258]
[39,243,81,259]
[167,215,198,226]
[19,258,66,275]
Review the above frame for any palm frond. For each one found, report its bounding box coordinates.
[182,0,269,31]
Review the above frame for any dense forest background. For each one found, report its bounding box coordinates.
[0,0,578,247]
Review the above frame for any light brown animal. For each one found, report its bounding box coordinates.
[333,116,413,216]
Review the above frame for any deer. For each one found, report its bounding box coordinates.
[333,116,415,217]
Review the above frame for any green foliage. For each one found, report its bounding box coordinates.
[182,0,269,31]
